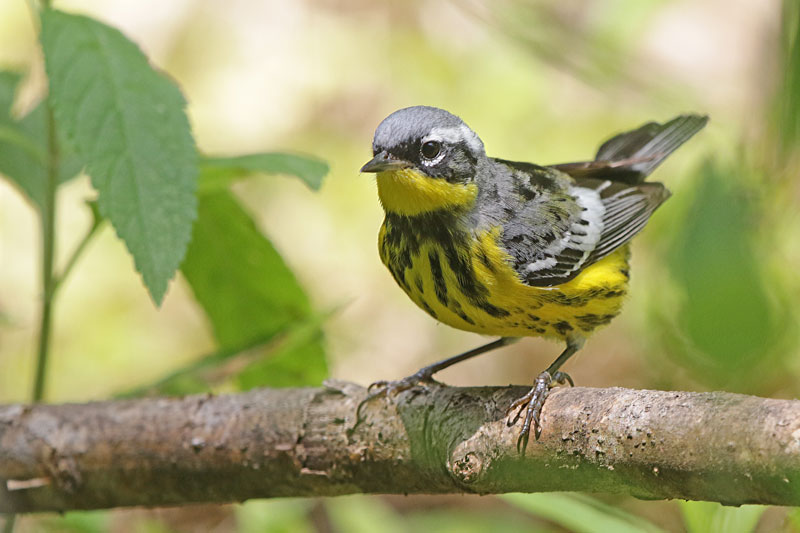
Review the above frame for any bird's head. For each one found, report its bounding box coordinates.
[361,106,485,216]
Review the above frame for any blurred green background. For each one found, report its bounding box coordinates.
[1,0,799,531]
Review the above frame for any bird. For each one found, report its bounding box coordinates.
[360,105,707,451]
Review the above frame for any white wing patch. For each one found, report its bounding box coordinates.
[523,183,607,277]
[569,183,607,250]
[524,257,557,274]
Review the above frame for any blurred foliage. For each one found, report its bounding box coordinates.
[640,0,800,398]
[17,495,775,533]
[2,0,800,531]
[236,499,314,533]
[656,160,785,390]
[29,511,109,533]
[788,508,800,531]
[122,310,329,397]
[0,71,81,209]
[680,501,767,533]
[325,496,408,533]
[469,0,674,96]
[235,315,327,390]
[776,0,800,158]
[323,496,552,533]
[399,510,548,533]
[503,493,666,533]
[1,10,331,403]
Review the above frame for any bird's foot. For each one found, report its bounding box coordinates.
[507,370,574,454]
[366,367,442,398]
[354,368,442,427]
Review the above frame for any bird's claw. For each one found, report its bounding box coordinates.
[553,370,574,387]
[506,370,573,454]
[365,369,438,398]
[355,370,441,428]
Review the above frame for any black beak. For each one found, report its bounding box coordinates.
[360,151,411,173]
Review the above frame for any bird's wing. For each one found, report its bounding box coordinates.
[494,114,706,287]
[552,114,708,184]
[576,178,670,265]
[496,163,670,287]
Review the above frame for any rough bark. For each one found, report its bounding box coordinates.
[1,382,799,512]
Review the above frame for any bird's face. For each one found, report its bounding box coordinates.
[361,106,485,216]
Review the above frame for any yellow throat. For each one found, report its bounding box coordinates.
[376,168,478,216]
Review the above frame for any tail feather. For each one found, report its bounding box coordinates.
[553,114,708,184]
[596,114,709,175]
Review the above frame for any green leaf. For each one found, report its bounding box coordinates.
[182,190,310,346]
[199,153,328,193]
[180,191,327,388]
[502,493,665,533]
[236,312,328,390]
[0,70,82,208]
[41,10,197,304]
[680,501,766,533]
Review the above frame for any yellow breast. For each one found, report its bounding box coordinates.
[379,222,630,340]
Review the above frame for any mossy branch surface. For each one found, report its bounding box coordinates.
[1,383,799,512]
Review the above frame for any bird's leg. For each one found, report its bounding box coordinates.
[508,338,584,454]
[354,337,519,428]
[367,337,519,396]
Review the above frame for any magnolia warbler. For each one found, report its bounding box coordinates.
[360,106,707,450]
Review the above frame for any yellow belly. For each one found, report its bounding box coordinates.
[379,225,630,340]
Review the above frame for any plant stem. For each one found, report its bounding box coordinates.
[4,107,65,533]
[53,217,103,294]
[32,105,59,403]
[11,5,62,531]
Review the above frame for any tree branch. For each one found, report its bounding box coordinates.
[2,382,799,512]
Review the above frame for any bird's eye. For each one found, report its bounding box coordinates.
[420,140,442,160]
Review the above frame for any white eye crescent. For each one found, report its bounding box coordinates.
[419,134,447,166]
[426,124,484,154]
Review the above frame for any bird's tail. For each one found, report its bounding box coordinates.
[553,114,709,184]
